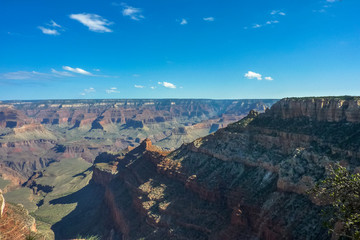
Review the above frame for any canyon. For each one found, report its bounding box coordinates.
[67,96,360,240]
[2,97,359,239]
[0,99,276,185]
[0,98,276,239]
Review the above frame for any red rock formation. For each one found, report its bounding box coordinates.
[0,99,276,128]
[0,192,38,240]
[90,97,360,240]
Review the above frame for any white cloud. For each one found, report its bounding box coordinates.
[39,20,63,35]
[248,20,279,29]
[158,81,176,89]
[122,4,144,20]
[203,17,215,22]
[266,20,279,25]
[150,86,156,89]
[134,85,144,88]
[245,9,285,30]
[38,26,60,35]
[93,69,101,72]
[1,67,97,81]
[180,18,188,25]
[106,87,120,94]
[265,76,274,81]
[51,68,74,77]
[70,13,113,32]
[0,71,49,80]
[271,10,286,16]
[63,66,93,75]
[244,71,262,80]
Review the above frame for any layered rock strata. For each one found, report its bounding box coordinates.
[0,99,276,181]
[91,97,360,240]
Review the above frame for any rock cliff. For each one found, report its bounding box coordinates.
[267,96,360,122]
[0,191,39,240]
[89,97,360,240]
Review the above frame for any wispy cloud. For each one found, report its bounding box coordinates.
[266,20,279,25]
[48,20,61,28]
[252,24,262,29]
[134,85,144,88]
[85,87,96,93]
[314,0,337,13]
[0,66,117,81]
[150,86,156,89]
[38,26,60,35]
[264,76,273,81]
[203,17,215,22]
[70,13,113,32]
[80,87,96,96]
[106,87,120,94]
[271,10,286,16]
[245,10,285,29]
[121,3,144,20]
[251,20,279,29]
[62,66,93,76]
[158,81,176,89]
[0,71,49,80]
[38,20,63,35]
[51,69,74,77]
[180,18,188,25]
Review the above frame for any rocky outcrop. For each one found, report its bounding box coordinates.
[0,190,5,218]
[0,107,32,128]
[89,97,360,240]
[267,97,360,122]
[0,193,38,240]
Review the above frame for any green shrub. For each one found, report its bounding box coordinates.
[309,164,360,239]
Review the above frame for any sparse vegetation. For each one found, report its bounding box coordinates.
[25,232,38,240]
[310,164,360,239]
[76,234,101,240]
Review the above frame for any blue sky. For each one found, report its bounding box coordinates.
[0,0,359,100]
